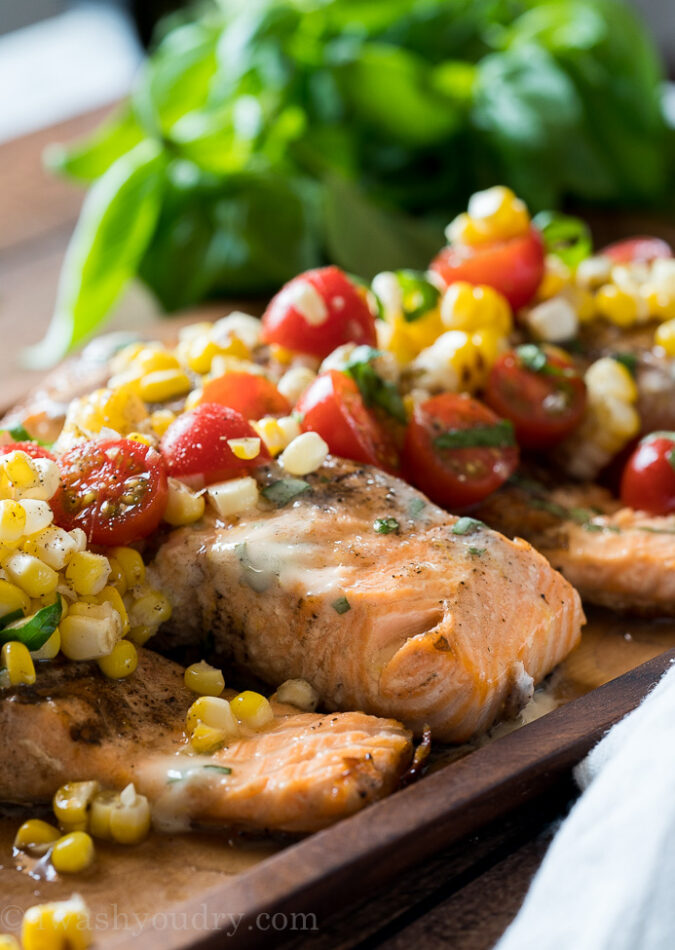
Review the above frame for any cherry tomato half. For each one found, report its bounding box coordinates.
[0,442,55,461]
[296,370,398,472]
[402,393,519,509]
[160,403,271,487]
[52,439,168,546]
[430,227,545,311]
[199,372,290,420]
[485,345,587,450]
[620,433,675,515]
[261,266,377,359]
[602,236,672,265]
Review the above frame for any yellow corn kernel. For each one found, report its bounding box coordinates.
[2,641,36,686]
[230,690,274,730]
[65,551,111,596]
[644,287,675,321]
[53,781,99,832]
[22,895,92,950]
[88,789,118,840]
[163,479,205,527]
[585,357,638,404]
[131,346,180,375]
[251,416,285,455]
[565,285,596,323]
[111,547,145,587]
[126,623,153,646]
[184,660,225,696]
[150,408,176,437]
[270,344,295,366]
[19,500,54,536]
[28,526,78,571]
[65,385,149,436]
[139,369,192,403]
[595,284,641,327]
[410,329,503,394]
[536,255,571,300]
[447,186,529,246]
[227,437,261,461]
[127,588,172,631]
[187,695,238,735]
[440,282,512,336]
[97,640,137,679]
[0,500,26,542]
[109,783,151,845]
[5,551,59,597]
[126,431,153,446]
[110,341,145,373]
[183,388,203,411]
[105,556,127,595]
[655,318,675,356]
[178,321,214,343]
[96,586,128,634]
[189,722,229,754]
[2,451,39,491]
[59,603,122,661]
[51,832,95,874]
[182,335,249,374]
[0,935,19,950]
[14,819,61,855]
[274,678,319,712]
[0,578,30,620]
[32,627,61,661]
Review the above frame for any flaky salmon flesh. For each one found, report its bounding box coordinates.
[0,648,412,833]
[149,458,584,742]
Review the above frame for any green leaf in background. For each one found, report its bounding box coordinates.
[24,141,166,368]
[44,106,145,183]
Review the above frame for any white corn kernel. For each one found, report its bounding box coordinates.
[275,678,319,712]
[207,477,259,518]
[0,500,26,542]
[585,357,638,403]
[277,366,317,404]
[5,551,59,597]
[163,479,205,526]
[60,603,122,660]
[19,500,54,536]
[575,255,613,289]
[28,526,79,570]
[212,312,262,350]
[526,296,579,342]
[279,432,328,476]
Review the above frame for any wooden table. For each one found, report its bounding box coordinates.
[3,106,672,950]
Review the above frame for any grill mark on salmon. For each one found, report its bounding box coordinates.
[0,649,412,833]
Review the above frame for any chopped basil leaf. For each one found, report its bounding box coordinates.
[167,764,232,785]
[0,600,62,651]
[202,765,232,775]
[532,211,593,268]
[344,346,407,424]
[451,517,485,536]
[261,478,311,507]
[468,546,486,556]
[0,609,24,631]
[407,497,426,519]
[517,343,548,373]
[374,517,400,534]
[434,420,515,451]
[611,352,638,377]
[529,497,571,519]
[331,596,351,615]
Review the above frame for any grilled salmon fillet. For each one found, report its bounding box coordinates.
[0,649,412,833]
[476,475,675,615]
[148,458,584,742]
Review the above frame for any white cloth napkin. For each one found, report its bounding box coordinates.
[495,659,675,950]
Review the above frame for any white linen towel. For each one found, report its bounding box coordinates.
[495,659,675,950]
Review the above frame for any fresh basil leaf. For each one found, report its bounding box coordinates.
[374,517,400,534]
[261,478,311,507]
[201,765,232,775]
[0,610,24,631]
[533,210,593,268]
[468,546,486,556]
[517,344,548,374]
[24,141,166,368]
[0,601,62,652]
[344,347,407,424]
[44,106,145,183]
[331,596,351,615]
[434,421,515,451]
[451,517,485,536]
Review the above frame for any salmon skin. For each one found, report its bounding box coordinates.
[0,649,412,834]
[476,473,675,615]
[148,458,584,743]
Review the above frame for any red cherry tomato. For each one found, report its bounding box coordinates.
[429,226,545,311]
[602,236,672,265]
[51,439,168,546]
[199,372,290,420]
[0,442,55,461]
[485,345,587,449]
[296,370,398,472]
[402,393,519,509]
[620,434,675,515]
[261,266,377,359]
[160,403,271,487]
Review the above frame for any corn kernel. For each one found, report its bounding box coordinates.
[111,547,145,587]
[98,640,138,679]
[643,287,675,321]
[277,366,317,404]
[230,691,274,730]
[0,934,20,950]
[655,318,675,356]
[0,578,30,619]
[110,341,145,373]
[178,321,213,343]
[19,500,53,536]
[20,457,61,502]
[447,186,529,246]
[3,451,39,491]
[184,335,249,374]
[132,347,180,375]
[53,781,100,832]
[88,789,118,840]
[585,357,638,404]
[126,431,153,446]
[139,369,192,403]
[109,783,151,845]
[184,660,225,696]
[106,556,127,594]
[163,479,205,526]
[440,282,512,336]
[189,722,229,754]
[150,409,176,437]
[227,437,261,460]
[251,416,285,455]
[127,588,172,630]
[22,895,91,950]
[537,255,571,300]
[526,296,579,342]
[207,477,259,518]
[32,627,61,661]
[274,678,319,712]
[277,415,302,446]
[5,551,59,597]
[212,312,262,350]
[0,500,26,542]
[126,623,153,646]
[183,388,203,411]
[65,551,111,596]
[187,695,238,735]
[595,285,642,327]
[64,386,148,437]
[51,832,95,874]
[14,819,61,855]
[575,255,612,289]
[2,641,36,686]
[60,603,122,661]
[279,432,328,476]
